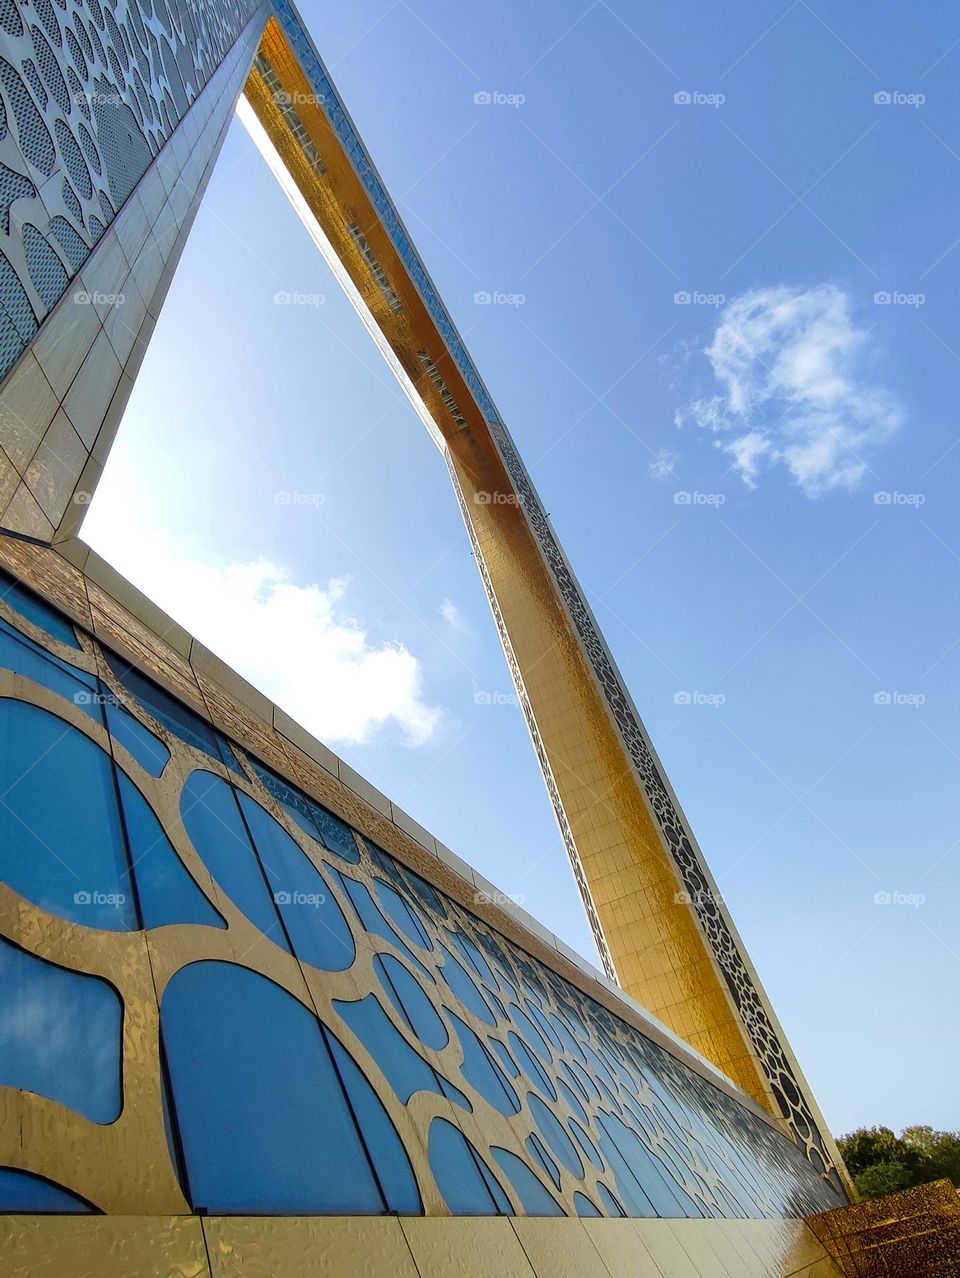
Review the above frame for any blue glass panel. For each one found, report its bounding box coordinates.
[507,1031,556,1100]
[0,936,122,1123]
[374,953,447,1050]
[525,1000,563,1052]
[440,948,495,1025]
[161,961,383,1213]
[526,1133,561,1190]
[323,1030,421,1214]
[488,1034,520,1079]
[0,701,137,930]
[597,1109,698,1217]
[509,1004,552,1063]
[447,928,494,985]
[105,698,170,776]
[372,877,431,950]
[0,620,99,719]
[564,1057,600,1103]
[491,1147,564,1216]
[598,1109,700,1216]
[574,1191,602,1217]
[248,757,320,840]
[310,802,360,863]
[397,863,447,919]
[334,994,468,1109]
[103,651,223,765]
[249,757,360,862]
[0,1167,92,1212]
[427,1118,508,1214]
[550,1012,588,1066]
[117,772,223,930]
[528,1093,583,1179]
[179,771,288,950]
[235,791,354,972]
[335,869,430,977]
[215,734,246,778]
[558,1077,588,1124]
[0,568,81,648]
[448,1012,519,1116]
[570,1118,604,1171]
[597,1182,626,1217]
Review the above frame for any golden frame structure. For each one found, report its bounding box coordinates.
[235,6,847,1186]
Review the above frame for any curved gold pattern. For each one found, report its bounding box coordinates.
[0,561,840,1222]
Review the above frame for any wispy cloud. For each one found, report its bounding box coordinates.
[84,520,445,748]
[675,285,902,496]
[439,598,461,627]
[648,448,678,481]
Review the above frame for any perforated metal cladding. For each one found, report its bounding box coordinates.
[49,213,86,269]
[23,220,67,307]
[0,0,261,381]
[0,0,21,39]
[0,161,33,234]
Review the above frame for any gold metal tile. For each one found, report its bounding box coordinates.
[203,1216,419,1278]
[400,1218,536,1278]
[0,1215,208,1278]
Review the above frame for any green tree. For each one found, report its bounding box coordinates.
[854,1161,913,1199]
[901,1127,960,1187]
[838,1125,960,1199]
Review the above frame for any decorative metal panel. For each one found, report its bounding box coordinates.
[0,0,260,380]
[0,573,842,1219]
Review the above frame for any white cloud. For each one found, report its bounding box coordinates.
[83,518,445,749]
[647,448,678,481]
[676,285,902,496]
[439,598,461,627]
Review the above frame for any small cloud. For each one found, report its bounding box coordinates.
[648,449,677,481]
[439,598,461,628]
[82,520,445,748]
[676,284,902,496]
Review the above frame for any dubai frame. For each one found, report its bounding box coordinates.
[0,0,910,1274]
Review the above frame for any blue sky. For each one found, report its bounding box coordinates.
[84,0,960,1138]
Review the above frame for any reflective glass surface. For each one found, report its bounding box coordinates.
[0,701,136,930]
[236,791,354,971]
[0,936,122,1123]
[162,962,386,1214]
[180,771,288,949]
